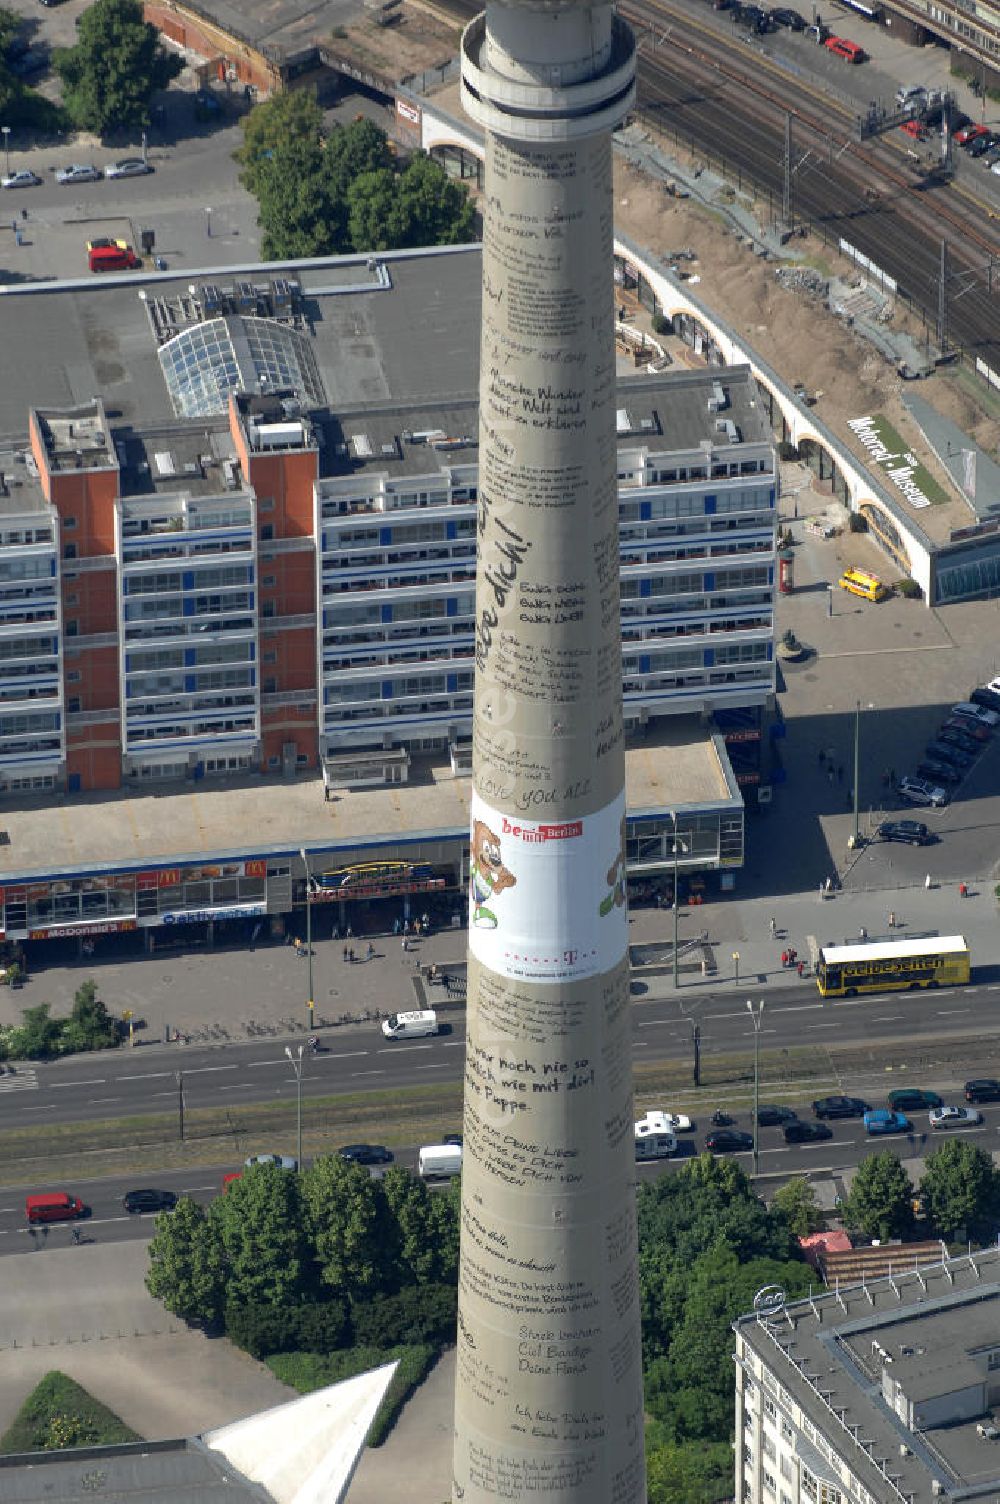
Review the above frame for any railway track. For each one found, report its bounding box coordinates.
[423,0,1000,367]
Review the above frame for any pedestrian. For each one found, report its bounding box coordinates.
[402,935,409,953]
[788,947,797,968]
[769,915,777,938]
[859,925,868,940]
[825,876,833,893]
[781,949,788,968]
[367,941,374,961]
[348,946,355,963]
[332,925,339,941]
[393,918,400,936]
[959,882,968,898]
[888,911,896,929]
[925,873,932,890]
[342,945,348,963]
[797,960,805,978]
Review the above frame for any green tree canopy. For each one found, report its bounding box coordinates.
[772,1176,824,1239]
[53,0,182,136]
[145,1197,225,1327]
[920,1138,1000,1241]
[379,1165,458,1287]
[61,980,119,1053]
[302,1156,400,1300]
[237,103,476,261]
[645,1431,735,1504]
[209,1164,313,1307]
[645,1242,814,1443]
[843,1152,914,1241]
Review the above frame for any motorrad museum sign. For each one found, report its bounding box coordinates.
[848,414,948,512]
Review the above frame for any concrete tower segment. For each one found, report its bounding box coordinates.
[455,3,645,1502]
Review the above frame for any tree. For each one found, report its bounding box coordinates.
[326,116,393,184]
[379,1166,456,1286]
[236,90,325,198]
[394,155,476,247]
[61,980,119,1053]
[255,137,351,261]
[302,1156,399,1300]
[346,167,410,253]
[209,1164,313,1308]
[843,1152,914,1241]
[14,1003,63,1059]
[920,1138,1000,1241]
[772,1177,824,1239]
[53,0,182,136]
[645,1432,733,1504]
[145,1197,225,1327]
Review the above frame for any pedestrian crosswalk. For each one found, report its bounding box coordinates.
[0,1068,38,1093]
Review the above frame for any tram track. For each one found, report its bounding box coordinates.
[425,0,1000,365]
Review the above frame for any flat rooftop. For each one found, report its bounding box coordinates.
[0,249,484,443]
[0,719,737,881]
[739,1245,1000,1502]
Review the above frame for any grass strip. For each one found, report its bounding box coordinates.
[0,1371,141,1455]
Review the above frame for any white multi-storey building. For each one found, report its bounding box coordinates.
[735,1246,1000,1504]
[315,366,777,764]
[0,479,63,794]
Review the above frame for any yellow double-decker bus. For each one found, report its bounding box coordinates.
[816,935,970,997]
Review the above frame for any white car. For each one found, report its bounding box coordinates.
[244,1152,298,1171]
[1,170,41,190]
[55,164,101,185]
[951,701,1000,728]
[105,158,153,179]
[929,1105,982,1130]
[986,677,1000,696]
[635,1109,693,1135]
[898,776,947,808]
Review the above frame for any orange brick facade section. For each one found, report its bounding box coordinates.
[31,415,123,789]
[142,0,282,94]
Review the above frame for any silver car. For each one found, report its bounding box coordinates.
[898,776,947,808]
[1,170,41,190]
[55,164,101,185]
[105,158,153,179]
[929,1105,982,1130]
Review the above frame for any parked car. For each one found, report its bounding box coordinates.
[952,701,1000,728]
[936,727,979,756]
[1,170,42,190]
[966,1078,1000,1103]
[900,119,928,141]
[895,83,927,111]
[338,1143,393,1165]
[824,35,865,61]
[943,716,990,743]
[925,741,972,770]
[705,1128,755,1153]
[245,1153,298,1171]
[864,1109,911,1136]
[123,1188,177,1213]
[813,1094,870,1119]
[770,6,805,26]
[916,761,960,786]
[755,1105,797,1126]
[55,164,102,185]
[898,776,947,807]
[970,686,1000,714]
[784,1121,833,1144]
[966,133,998,158]
[877,819,930,846]
[955,123,989,145]
[737,4,773,29]
[985,676,1000,696]
[105,158,153,179]
[929,1105,982,1130]
[887,1088,942,1112]
[636,1109,693,1134]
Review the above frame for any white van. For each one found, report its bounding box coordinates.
[634,1123,677,1161]
[418,1143,463,1180]
[381,1009,439,1040]
[895,83,927,112]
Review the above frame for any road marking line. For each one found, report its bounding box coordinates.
[88,1097,120,1105]
[185,1065,239,1074]
[416,1064,449,1071]
[873,1015,901,1022]
[937,1009,971,1015]
[780,1004,824,1013]
[218,1084,254,1091]
[22,1105,56,1112]
[376,1044,434,1054]
[352,1070,386,1078]
[49,1079,106,1088]
[812,1023,841,1029]
[117,1072,172,1081]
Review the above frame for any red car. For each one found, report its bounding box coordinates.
[900,119,928,141]
[824,35,865,62]
[955,123,989,146]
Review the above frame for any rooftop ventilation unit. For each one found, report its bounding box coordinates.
[715,418,740,443]
[349,433,374,459]
[616,408,632,434]
[201,284,224,316]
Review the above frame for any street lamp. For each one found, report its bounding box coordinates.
[205,206,212,238]
[1,127,10,180]
[299,848,315,1029]
[667,809,690,988]
[747,999,765,1176]
[851,700,874,848]
[285,1044,304,1170]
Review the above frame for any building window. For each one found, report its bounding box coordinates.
[260,524,274,541]
[262,601,275,618]
[259,498,274,512]
[263,575,276,587]
[263,651,277,664]
[67,697,81,713]
[62,516,77,529]
[66,671,81,684]
[65,620,79,637]
[63,543,77,560]
[65,594,79,607]
[264,677,277,693]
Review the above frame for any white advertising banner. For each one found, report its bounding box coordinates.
[468,790,627,982]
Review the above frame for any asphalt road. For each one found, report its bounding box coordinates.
[3,976,998,1131]
[1,1089,997,1259]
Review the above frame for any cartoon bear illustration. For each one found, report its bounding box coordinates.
[600,813,627,917]
[470,818,517,929]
